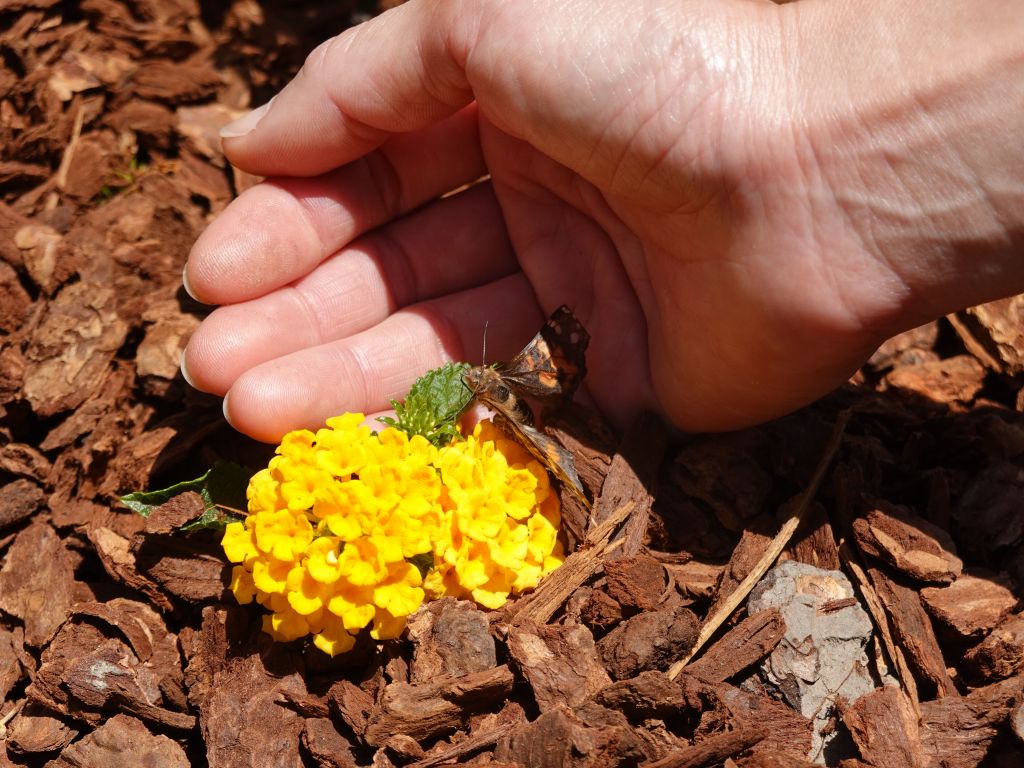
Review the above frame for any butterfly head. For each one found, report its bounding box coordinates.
[463,365,508,401]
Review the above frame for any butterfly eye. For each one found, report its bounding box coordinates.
[495,383,511,402]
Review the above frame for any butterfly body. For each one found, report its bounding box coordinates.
[464,306,592,509]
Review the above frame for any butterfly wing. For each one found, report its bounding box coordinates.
[500,305,590,404]
[499,416,592,510]
[465,305,592,509]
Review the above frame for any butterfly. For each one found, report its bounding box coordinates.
[463,305,592,509]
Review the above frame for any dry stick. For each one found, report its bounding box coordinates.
[55,103,85,191]
[668,410,850,680]
[507,500,634,626]
[0,699,25,739]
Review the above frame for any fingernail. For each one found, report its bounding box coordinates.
[222,392,236,428]
[181,264,198,300]
[179,349,196,388]
[220,98,274,139]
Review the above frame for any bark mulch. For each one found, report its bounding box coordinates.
[2,2,1024,766]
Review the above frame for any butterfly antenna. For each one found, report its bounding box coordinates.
[481,320,489,367]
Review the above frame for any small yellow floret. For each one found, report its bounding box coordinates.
[222,521,258,565]
[229,565,256,604]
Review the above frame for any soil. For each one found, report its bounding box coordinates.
[2,2,1024,767]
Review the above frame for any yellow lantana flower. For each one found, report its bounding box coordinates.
[223,415,565,655]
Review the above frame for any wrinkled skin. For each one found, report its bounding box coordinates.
[182,0,1024,442]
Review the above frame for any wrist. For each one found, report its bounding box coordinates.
[785,0,1024,335]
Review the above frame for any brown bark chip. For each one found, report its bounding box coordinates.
[142,490,208,533]
[594,670,686,721]
[14,222,63,294]
[87,526,174,612]
[507,622,611,712]
[920,569,1019,641]
[841,686,923,768]
[0,260,32,333]
[495,705,648,768]
[604,553,668,612]
[407,598,497,683]
[5,703,79,756]
[597,606,699,680]
[955,295,1024,374]
[0,441,52,483]
[868,322,941,370]
[953,461,1024,554]
[685,608,786,684]
[22,281,128,417]
[301,718,359,768]
[59,130,124,202]
[704,517,776,620]
[132,56,222,102]
[131,532,232,603]
[963,613,1024,682]
[198,646,307,768]
[591,411,667,556]
[0,477,45,529]
[580,589,625,633]
[363,665,515,747]
[176,103,241,162]
[882,355,986,403]
[136,299,200,382]
[1012,700,1024,743]
[867,565,957,698]
[786,501,842,571]
[327,680,374,740]
[71,598,187,709]
[0,202,32,268]
[28,603,194,731]
[663,560,724,601]
[669,431,773,532]
[44,713,189,768]
[675,674,812,760]
[645,722,770,768]
[106,100,176,147]
[0,627,24,703]
[919,674,1024,767]
[544,403,617,542]
[0,519,75,646]
[852,500,963,583]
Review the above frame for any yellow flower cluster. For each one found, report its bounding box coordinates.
[222,414,564,655]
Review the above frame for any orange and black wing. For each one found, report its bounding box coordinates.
[500,305,590,404]
[501,416,591,510]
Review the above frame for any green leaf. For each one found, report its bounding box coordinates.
[119,461,252,532]
[379,362,473,447]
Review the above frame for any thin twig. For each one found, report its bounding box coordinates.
[506,500,634,625]
[55,103,85,191]
[0,699,26,739]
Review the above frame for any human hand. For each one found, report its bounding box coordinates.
[181,0,1024,442]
